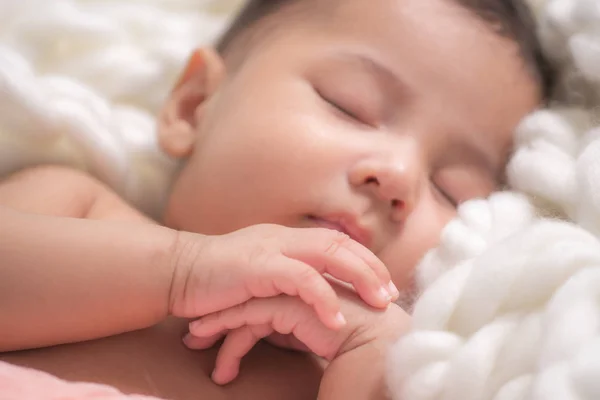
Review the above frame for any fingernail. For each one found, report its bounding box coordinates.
[182,333,192,346]
[388,281,400,298]
[211,369,221,385]
[335,312,347,327]
[379,286,392,303]
[189,320,201,335]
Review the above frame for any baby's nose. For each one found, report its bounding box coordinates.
[349,154,421,222]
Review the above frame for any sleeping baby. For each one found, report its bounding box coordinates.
[0,0,552,398]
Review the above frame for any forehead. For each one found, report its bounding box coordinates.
[258,0,540,116]
[244,0,540,169]
[317,0,537,98]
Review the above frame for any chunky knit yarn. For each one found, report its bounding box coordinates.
[388,1,600,398]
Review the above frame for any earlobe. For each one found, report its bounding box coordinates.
[158,48,226,158]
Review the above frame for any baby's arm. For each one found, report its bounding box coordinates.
[0,166,394,353]
[0,166,179,351]
[317,342,391,400]
[0,166,152,223]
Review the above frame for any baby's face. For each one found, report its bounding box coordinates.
[162,0,540,292]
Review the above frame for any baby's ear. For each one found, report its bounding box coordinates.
[158,48,226,158]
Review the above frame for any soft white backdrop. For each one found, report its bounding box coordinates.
[0,0,242,216]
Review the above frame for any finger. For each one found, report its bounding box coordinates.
[319,228,397,299]
[183,332,224,350]
[326,229,392,283]
[212,325,272,385]
[282,230,396,307]
[292,228,391,283]
[260,258,346,330]
[338,238,400,300]
[189,297,337,358]
[190,296,312,338]
[302,245,391,308]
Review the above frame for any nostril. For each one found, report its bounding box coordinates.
[365,176,379,185]
[391,199,404,209]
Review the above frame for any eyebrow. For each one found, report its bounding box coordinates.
[329,52,412,99]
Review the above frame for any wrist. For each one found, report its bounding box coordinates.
[128,223,186,323]
[318,305,409,399]
[319,341,390,400]
[167,230,211,317]
[338,303,409,357]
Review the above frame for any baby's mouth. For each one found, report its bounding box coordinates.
[306,215,372,248]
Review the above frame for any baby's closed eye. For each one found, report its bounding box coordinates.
[431,167,498,207]
[314,83,381,128]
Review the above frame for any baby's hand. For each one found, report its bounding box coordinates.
[183,284,409,385]
[169,224,398,331]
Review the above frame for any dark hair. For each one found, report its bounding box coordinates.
[457,0,555,99]
[216,0,297,55]
[217,0,555,99]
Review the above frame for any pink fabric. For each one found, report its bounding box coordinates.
[0,361,166,400]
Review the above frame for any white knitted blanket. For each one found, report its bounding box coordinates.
[388,1,600,398]
[1,0,600,399]
[0,0,241,217]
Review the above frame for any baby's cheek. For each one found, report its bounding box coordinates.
[382,208,453,291]
[380,238,435,310]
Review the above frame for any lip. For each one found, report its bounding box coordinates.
[307,214,373,248]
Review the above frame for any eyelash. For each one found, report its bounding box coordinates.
[432,180,458,208]
[316,89,362,122]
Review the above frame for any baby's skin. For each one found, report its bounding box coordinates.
[0,166,406,399]
[0,0,541,398]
